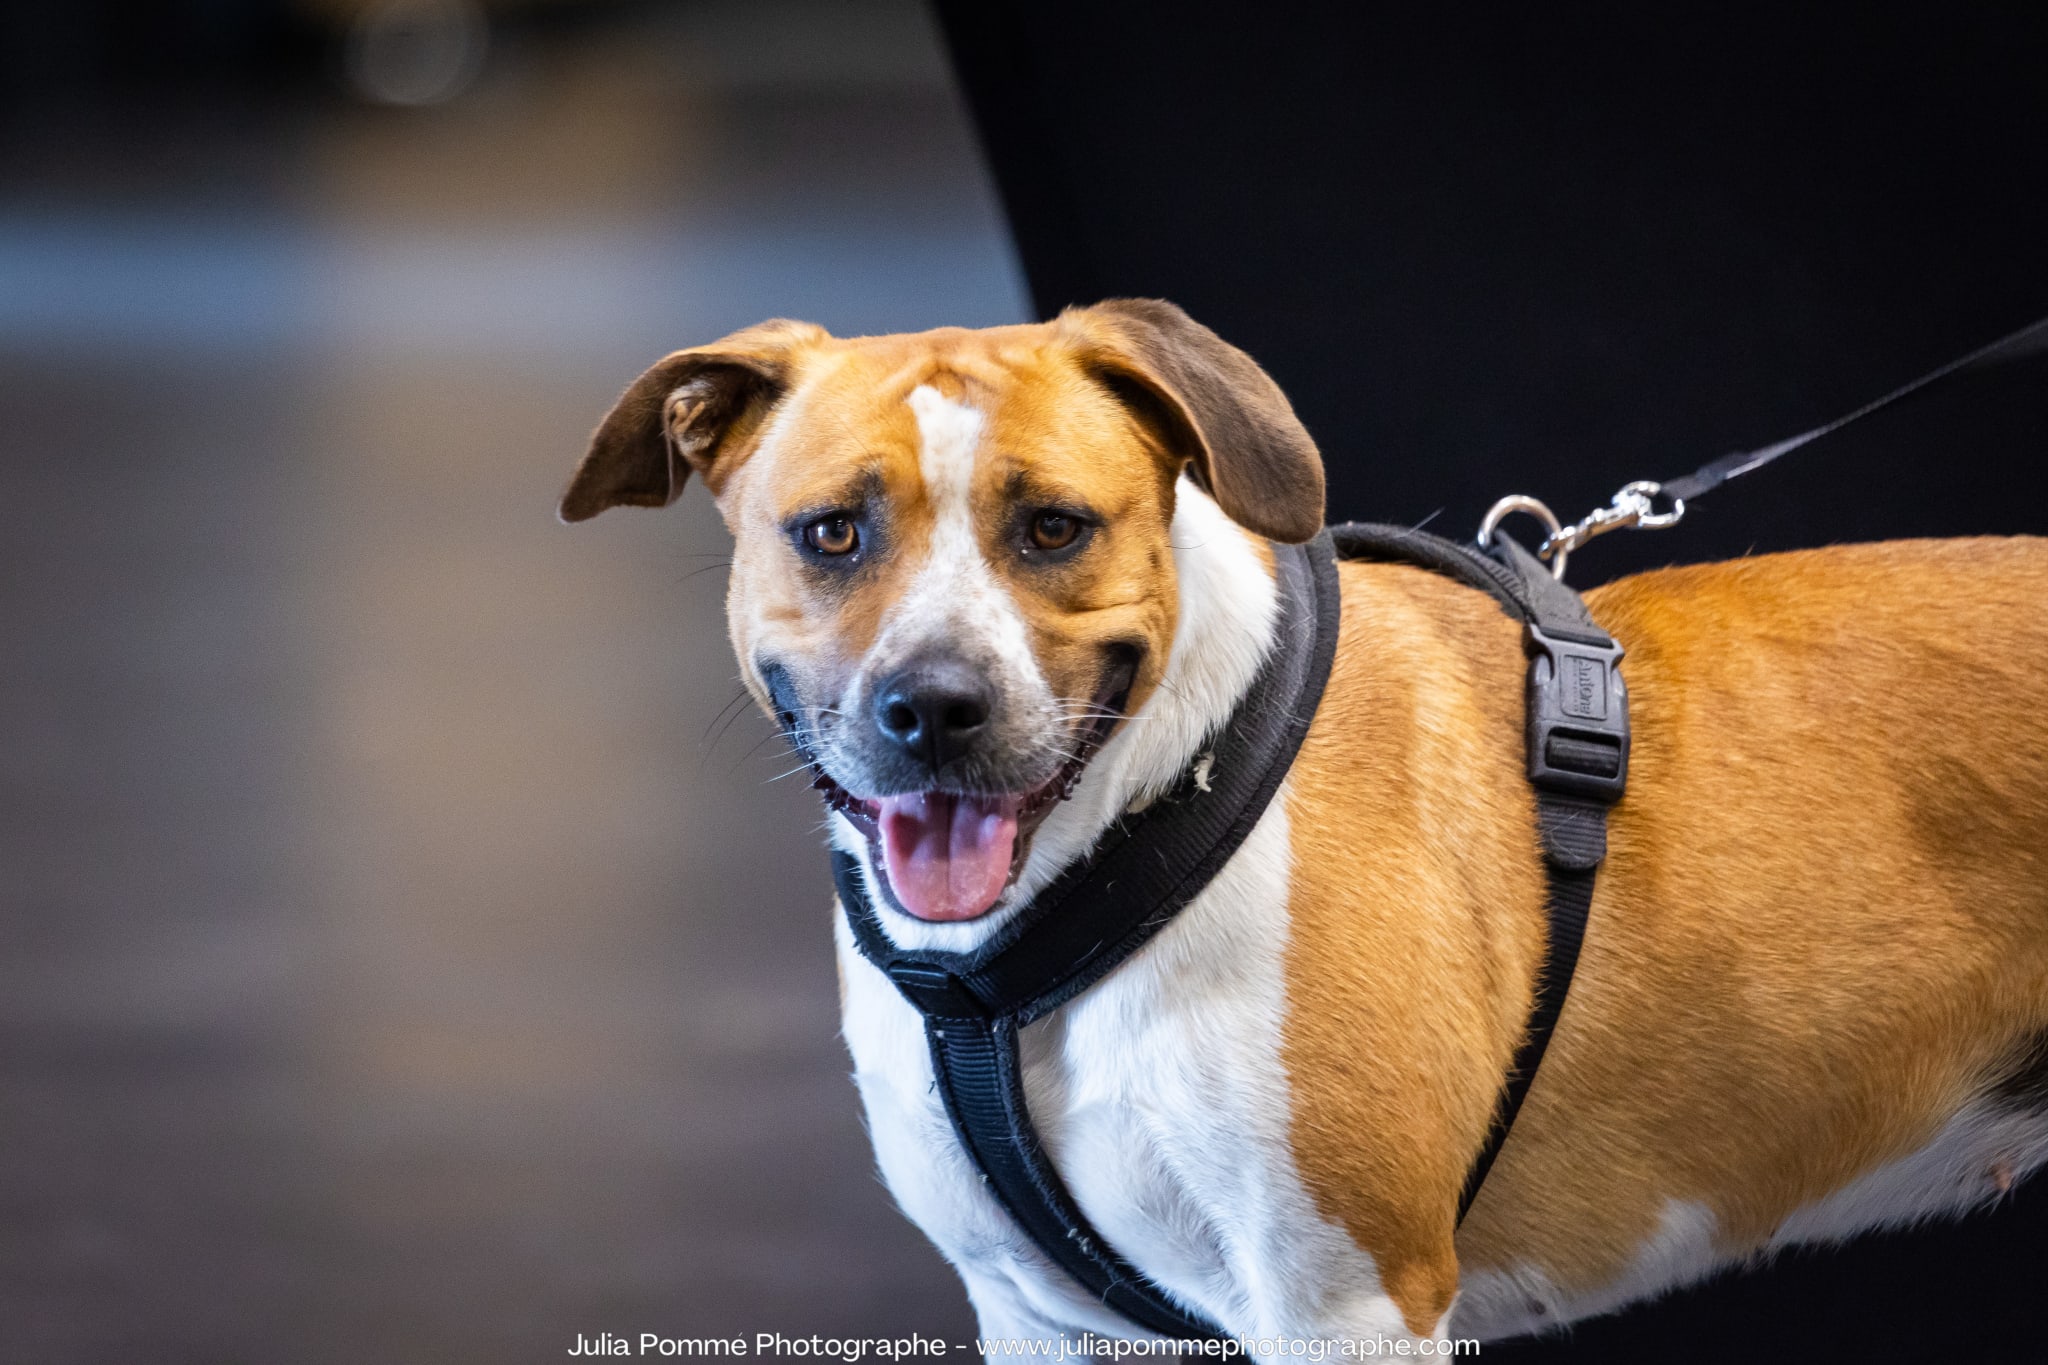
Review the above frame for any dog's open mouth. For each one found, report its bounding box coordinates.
[800,667,1134,923]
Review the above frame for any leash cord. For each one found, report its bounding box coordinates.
[1483,309,2048,579]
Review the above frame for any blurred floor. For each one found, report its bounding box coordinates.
[0,3,1027,1360]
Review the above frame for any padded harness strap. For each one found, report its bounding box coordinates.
[1332,524,1628,1218]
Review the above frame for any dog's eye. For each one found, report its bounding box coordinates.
[804,515,859,556]
[1029,512,1080,552]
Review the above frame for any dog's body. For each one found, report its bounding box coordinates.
[563,303,2048,1351]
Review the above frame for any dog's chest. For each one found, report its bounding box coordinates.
[833,789,1382,1334]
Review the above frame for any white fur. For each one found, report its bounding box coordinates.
[839,775,1431,1344]
[867,386,1046,714]
[911,382,981,507]
[836,388,1055,954]
[1453,1199,1719,1340]
[1773,1099,2048,1246]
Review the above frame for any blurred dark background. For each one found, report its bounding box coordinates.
[943,2,2048,582]
[0,1,1018,1361]
[2,1,2043,1362]
[938,2,2048,1362]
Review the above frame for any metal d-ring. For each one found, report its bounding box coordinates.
[1477,494,1569,580]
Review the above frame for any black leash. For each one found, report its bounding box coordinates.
[1524,311,2048,577]
[1662,312,2048,505]
[834,526,1627,1334]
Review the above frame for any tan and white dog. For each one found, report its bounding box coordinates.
[561,300,2048,1351]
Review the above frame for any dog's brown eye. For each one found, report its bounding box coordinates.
[1029,512,1080,552]
[804,515,859,556]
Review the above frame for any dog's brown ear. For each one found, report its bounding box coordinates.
[1060,298,1325,543]
[559,319,826,522]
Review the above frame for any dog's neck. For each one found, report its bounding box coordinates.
[832,478,1282,954]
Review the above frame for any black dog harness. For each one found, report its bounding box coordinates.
[831,522,1630,1338]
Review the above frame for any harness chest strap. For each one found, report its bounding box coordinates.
[834,524,1630,1337]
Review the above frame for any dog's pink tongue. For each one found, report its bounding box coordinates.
[876,792,1020,921]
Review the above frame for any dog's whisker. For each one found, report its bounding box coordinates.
[708,705,757,753]
[725,727,795,777]
[700,687,754,746]
[675,559,737,585]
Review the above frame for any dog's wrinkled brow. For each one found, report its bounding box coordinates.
[778,467,886,524]
[999,467,1097,517]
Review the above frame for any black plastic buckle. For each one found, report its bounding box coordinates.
[886,963,988,1020]
[1524,622,1630,803]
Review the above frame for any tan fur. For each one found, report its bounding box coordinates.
[1280,537,2048,1319]
[1058,299,1327,542]
[1282,562,1542,1332]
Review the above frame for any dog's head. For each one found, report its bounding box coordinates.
[561,300,1323,922]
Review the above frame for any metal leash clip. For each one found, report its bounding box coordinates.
[1478,480,1685,582]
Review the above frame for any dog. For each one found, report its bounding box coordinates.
[560,299,2048,1351]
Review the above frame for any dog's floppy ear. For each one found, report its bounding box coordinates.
[559,319,826,522]
[1060,298,1325,543]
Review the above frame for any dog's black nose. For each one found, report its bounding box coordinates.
[874,661,995,773]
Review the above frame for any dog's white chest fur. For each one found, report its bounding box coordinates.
[835,786,1407,1340]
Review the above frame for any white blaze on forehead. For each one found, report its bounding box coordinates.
[863,385,1045,700]
[909,383,983,512]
